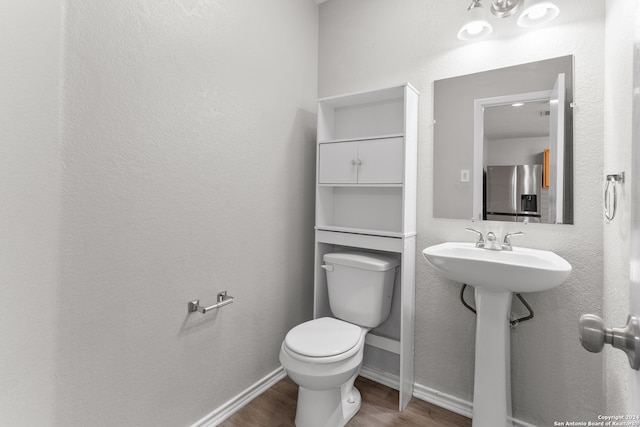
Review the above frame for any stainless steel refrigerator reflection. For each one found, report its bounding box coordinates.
[485,165,542,222]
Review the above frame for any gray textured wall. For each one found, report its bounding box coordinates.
[56,1,318,425]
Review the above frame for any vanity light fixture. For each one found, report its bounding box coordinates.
[457,0,493,41]
[458,0,560,41]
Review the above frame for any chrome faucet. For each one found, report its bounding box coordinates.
[466,228,524,251]
[483,232,502,250]
[465,227,485,248]
[501,231,524,251]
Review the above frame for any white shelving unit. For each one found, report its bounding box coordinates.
[313,83,419,411]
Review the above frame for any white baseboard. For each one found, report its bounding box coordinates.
[193,365,537,427]
[360,371,537,427]
[359,367,473,421]
[359,366,400,390]
[511,417,538,427]
[412,382,538,427]
[412,382,473,418]
[191,366,286,427]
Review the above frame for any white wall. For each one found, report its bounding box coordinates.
[54,1,318,425]
[319,0,605,424]
[6,1,318,426]
[0,1,63,425]
[603,0,635,415]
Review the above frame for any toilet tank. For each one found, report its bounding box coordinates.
[322,251,399,328]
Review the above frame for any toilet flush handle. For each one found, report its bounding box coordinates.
[321,264,334,271]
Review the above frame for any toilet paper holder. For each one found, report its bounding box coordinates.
[188,291,234,314]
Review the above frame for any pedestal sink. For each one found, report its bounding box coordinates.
[422,242,572,427]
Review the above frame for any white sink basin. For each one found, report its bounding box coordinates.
[422,242,572,293]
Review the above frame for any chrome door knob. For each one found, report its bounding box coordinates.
[579,314,607,352]
[579,314,640,370]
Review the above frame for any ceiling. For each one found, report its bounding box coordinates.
[484,100,550,140]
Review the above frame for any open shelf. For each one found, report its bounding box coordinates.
[318,132,405,144]
[315,225,406,238]
[317,183,404,188]
[316,186,404,234]
[318,85,413,142]
[318,84,407,107]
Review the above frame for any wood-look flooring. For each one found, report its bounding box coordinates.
[219,376,472,427]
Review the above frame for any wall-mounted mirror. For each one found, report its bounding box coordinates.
[433,56,573,224]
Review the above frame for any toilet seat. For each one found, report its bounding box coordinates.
[284,317,365,364]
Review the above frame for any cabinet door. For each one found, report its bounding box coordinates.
[318,142,359,184]
[357,137,404,184]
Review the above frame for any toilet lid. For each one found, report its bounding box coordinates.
[285,317,362,358]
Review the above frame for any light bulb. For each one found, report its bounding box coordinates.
[458,19,493,40]
[467,23,484,35]
[517,0,559,28]
[527,5,547,20]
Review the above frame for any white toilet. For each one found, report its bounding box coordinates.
[279,251,398,427]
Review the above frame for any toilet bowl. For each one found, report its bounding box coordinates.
[279,251,398,427]
[279,317,368,427]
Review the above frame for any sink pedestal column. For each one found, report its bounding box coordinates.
[472,288,513,427]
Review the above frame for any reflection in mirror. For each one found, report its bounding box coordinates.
[484,100,550,223]
[433,56,573,224]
